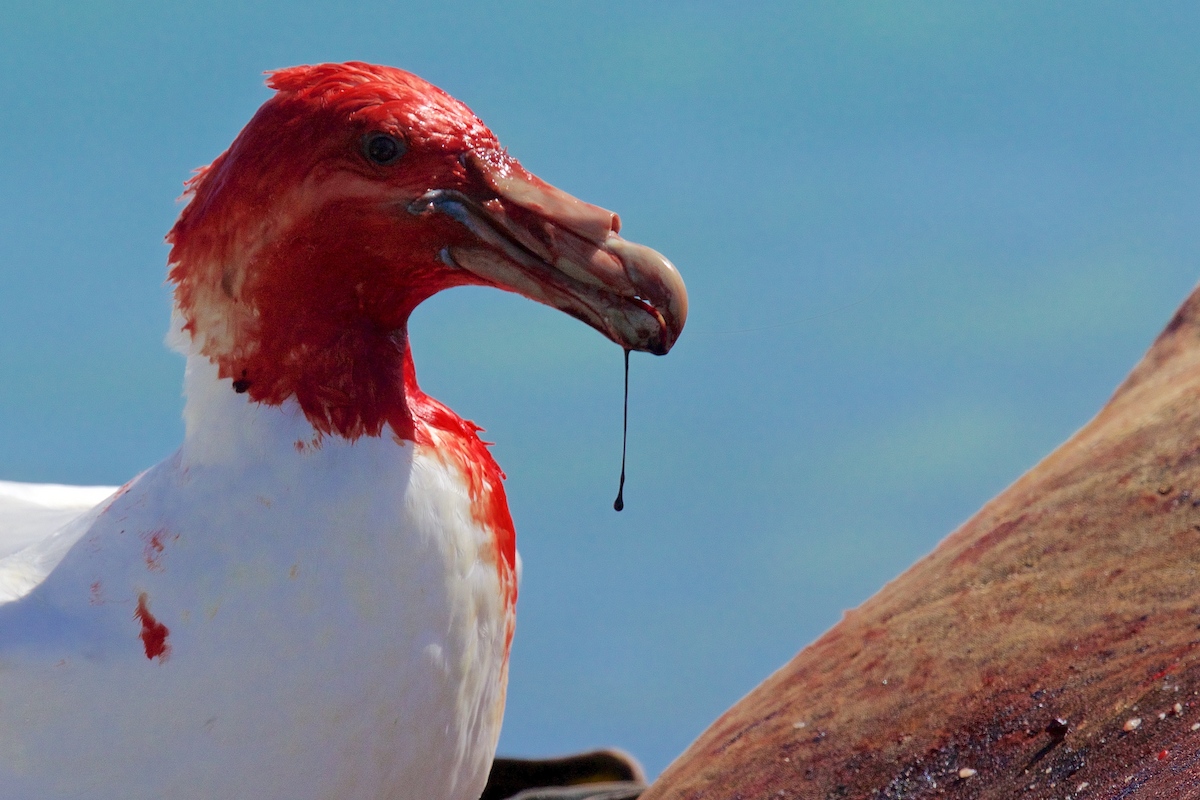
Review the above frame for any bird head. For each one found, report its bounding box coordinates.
[167,62,687,440]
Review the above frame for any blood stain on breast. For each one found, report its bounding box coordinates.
[135,592,171,661]
[142,528,179,572]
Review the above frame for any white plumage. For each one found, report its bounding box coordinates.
[0,348,511,800]
[0,481,116,561]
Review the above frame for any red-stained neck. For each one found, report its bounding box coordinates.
[404,353,518,626]
[172,199,477,441]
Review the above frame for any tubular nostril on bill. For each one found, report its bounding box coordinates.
[610,213,621,235]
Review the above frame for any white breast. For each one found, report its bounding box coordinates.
[0,354,514,800]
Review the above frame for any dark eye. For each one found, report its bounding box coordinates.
[362,132,405,166]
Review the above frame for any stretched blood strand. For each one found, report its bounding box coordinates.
[614,349,630,512]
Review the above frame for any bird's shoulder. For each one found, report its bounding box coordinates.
[0,479,117,560]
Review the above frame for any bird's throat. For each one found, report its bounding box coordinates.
[173,299,419,445]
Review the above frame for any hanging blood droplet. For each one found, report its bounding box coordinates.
[614,349,629,512]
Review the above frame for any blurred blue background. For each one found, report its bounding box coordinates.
[3,0,1200,778]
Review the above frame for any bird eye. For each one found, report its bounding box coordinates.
[363,132,405,166]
